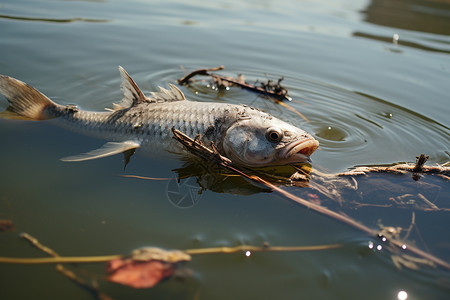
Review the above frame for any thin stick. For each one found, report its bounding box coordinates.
[185,243,342,255]
[120,174,171,181]
[20,233,115,299]
[21,233,60,257]
[55,265,115,300]
[171,128,450,270]
[402,212,415,242]
[0,244,341,264]
[338,163,449,176]
[0,255,123,264]
[177,66,225,85]
[177,66,295,103]
[275,100,310,122]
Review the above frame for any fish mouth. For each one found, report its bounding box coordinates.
[279,138,319,163]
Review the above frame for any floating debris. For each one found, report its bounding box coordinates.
[0,219,14,232]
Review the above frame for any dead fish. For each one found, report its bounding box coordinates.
[0,67,319,167]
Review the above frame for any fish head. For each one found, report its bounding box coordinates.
[222,109,319,167]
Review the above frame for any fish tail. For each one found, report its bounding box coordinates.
[0,75,60,120]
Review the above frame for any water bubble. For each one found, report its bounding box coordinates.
[376,245,382,251]
[316,125,347,142]
[382,112,393,119]
[393,34,400,45]
[397,290,408,300]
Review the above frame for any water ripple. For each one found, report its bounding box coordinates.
[282,76,449,171]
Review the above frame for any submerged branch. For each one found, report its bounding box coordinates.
[0,242,342,264]
[21,233,60,257]
[0,255,123,264]
[185,243,343,255]
[20,233,114,299]
[171,128,450,270]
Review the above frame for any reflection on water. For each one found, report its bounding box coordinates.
[362,0,450,35]
[353,31,450,54]
[273,76,450,171]
[357,0,450,54]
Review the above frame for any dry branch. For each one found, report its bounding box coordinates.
[337,154,449,177]
[177,66,225,85]
[171,128,450,270]
[21,233,114,300]
[0,243,342,265]
[177,65,292,102]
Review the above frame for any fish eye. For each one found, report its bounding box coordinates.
[266,128,283,142]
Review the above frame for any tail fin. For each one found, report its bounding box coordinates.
[0,75,58,120]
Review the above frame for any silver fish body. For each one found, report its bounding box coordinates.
[53,101,249,154]
[0,67,319,167]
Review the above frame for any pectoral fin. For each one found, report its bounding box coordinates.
[61,141,140,162]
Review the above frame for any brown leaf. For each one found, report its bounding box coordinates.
[106,247,191,289]
[0,219,14,232]
[107,259,174,288]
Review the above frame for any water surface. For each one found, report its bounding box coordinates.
[0,0,449,299]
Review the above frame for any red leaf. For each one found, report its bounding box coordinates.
[0,219,14,232]
[107,258,174,289]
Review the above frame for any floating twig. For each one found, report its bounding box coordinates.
[20,233,114,299]
[413,154,429,173]
[178,65,291,101]
[184,243,342,255]
[171,128,450,270]
[337,159,449,177]
[120,174,172,181]
[21,233,60,257]
[177,66,225,85]
[177,66,309,122]
[0,243,342,265]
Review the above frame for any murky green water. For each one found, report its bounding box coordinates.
[1,0,449,299]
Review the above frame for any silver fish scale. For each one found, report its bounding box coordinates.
[56,100,242,154]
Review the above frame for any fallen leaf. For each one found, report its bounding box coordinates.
[107,259,174,288]
[0,220,14,232]
[106,247,191,289]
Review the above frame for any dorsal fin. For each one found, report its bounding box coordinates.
[148,83,186,103]
[110,67,186,111]
[118,66,147,108]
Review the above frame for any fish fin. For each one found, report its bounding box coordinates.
[118,66,147,108]
[148,83,186,103]
[106,103,127,112]
[60,141,140,162]
[123,148,136,170]
[0,75,59,120]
